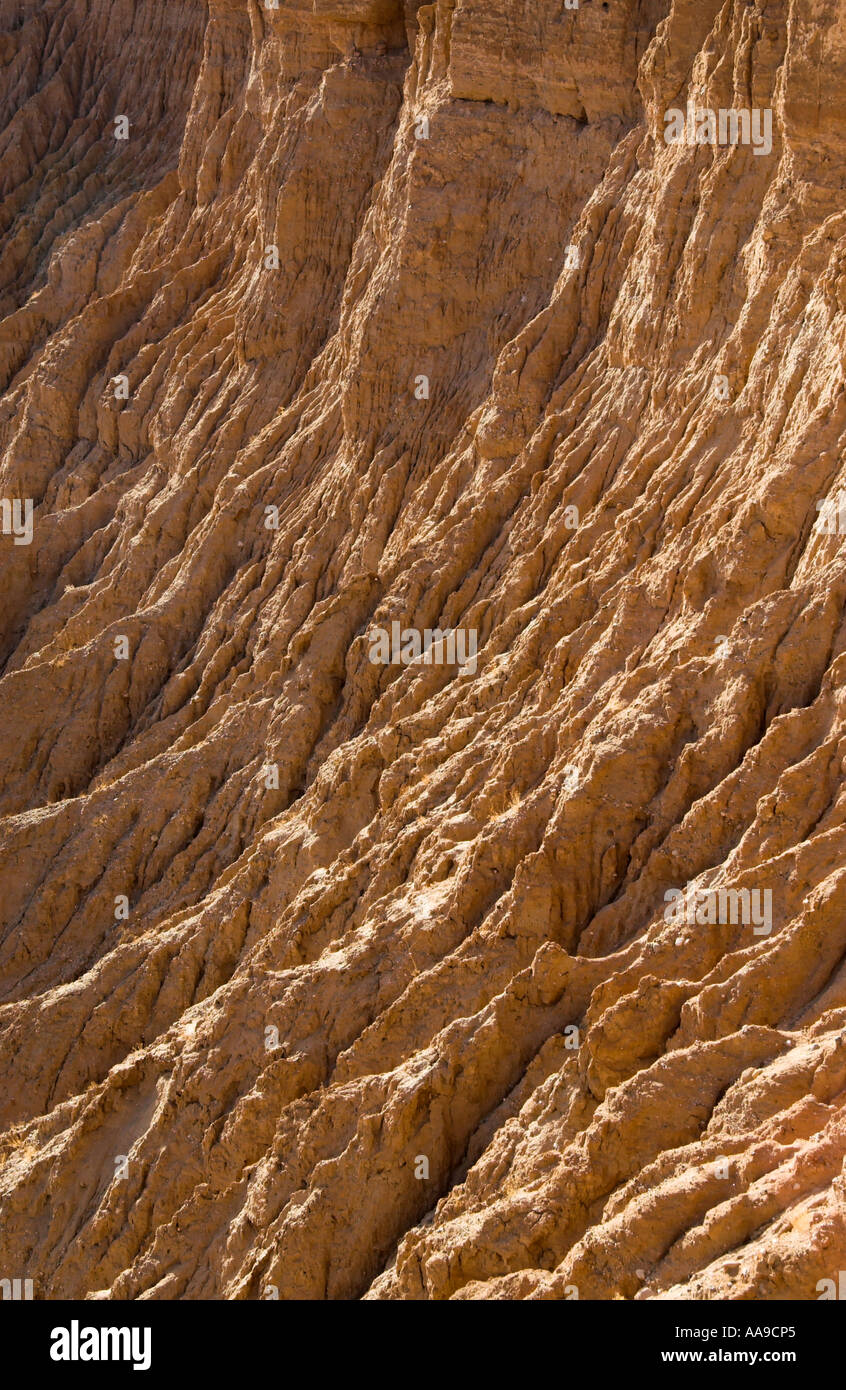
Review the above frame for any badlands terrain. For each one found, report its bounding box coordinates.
[0,0,845,1301]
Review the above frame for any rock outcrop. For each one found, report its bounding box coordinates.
[0,0,845,1301]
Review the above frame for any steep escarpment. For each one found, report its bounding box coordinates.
[0,0,845,1301]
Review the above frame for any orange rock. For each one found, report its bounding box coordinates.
[0,0,845,1302]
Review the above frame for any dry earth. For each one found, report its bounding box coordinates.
[1,0,846,1301]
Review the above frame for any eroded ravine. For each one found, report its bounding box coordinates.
[0,0,845,1302]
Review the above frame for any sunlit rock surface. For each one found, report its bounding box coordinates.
[0,0,845,1301]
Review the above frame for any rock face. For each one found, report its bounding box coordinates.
[0,0,845,1302]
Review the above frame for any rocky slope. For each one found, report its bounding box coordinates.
[0,0,845,1301]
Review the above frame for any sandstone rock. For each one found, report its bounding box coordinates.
[0,0,845,1303]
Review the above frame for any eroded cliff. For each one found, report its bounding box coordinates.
[0,0,845,1301]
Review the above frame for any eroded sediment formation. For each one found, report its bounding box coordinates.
[1,0,845,1300]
